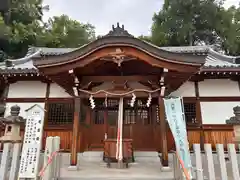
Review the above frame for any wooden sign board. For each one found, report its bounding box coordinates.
[18,105,45,178]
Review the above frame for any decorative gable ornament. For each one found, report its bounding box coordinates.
[105,22,133,37]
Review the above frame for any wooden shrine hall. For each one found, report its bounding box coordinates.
[32,23,206,167]
[1,23,239,169]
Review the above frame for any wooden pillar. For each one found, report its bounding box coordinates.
[44,82,50,126]
[237,80,240,92]
[158,95,168,166]
[70,97,81,166]
[195,81,204,149]
[104,108,108,134]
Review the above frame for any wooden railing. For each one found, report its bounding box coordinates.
[187,125,234,150]
[173,143,240,180]
[0,123,235,152]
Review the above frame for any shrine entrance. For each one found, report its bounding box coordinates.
[87,97,159,151]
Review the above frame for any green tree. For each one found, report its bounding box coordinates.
[0,16,11,61]
[220,5,240,55]
[151,0,240,55]
[37,15,95,48]
[152,0,227,45]
[151,0,230,47]
[138,35,153,43]
[0,0,96,59]
[0,0,44,58]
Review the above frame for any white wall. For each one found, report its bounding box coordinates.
[171,81,196,97]
[49,83,71,98]
[8,81,46,98]
[8,81,72,98]
[4,102,45,119]
[201,102,240,124]
[199,79,240,124]
[199,79,239,97]
[171,79,240,124]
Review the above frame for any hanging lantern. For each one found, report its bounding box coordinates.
[130,93,136,107]
[146,93,152,107]
[89,95,95,109]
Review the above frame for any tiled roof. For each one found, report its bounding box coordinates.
[0,45,239,74]
[31,45,210,56]
[204,55,240,68]
[159,45,209,54]
[162,46,240,68]
[203,49,240,68]
[38,47,78,56]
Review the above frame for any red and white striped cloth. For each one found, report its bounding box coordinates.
[116,97,123,161]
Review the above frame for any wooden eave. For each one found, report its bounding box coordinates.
[33,33,206,73]
[34,45,204,75]
[33,44,204,96]
[200,67,240,72]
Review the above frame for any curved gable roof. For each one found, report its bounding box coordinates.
[1,23,240,73]
[32,23,207,68]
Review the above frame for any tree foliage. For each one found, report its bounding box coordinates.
[151,0,240,55]
[0,0,96,61]
[37,15,95,48]
[1,0,240,62]
[221,5,240,55]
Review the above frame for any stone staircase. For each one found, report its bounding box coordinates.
[58,177,174,180]
[55,151,175,180]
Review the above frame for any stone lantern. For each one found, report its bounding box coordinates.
[0,104,25,143]
[226,106,240,142]
[0,105,25,180]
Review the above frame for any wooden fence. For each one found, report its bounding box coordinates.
[173,143,240,180]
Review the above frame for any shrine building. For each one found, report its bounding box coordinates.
[0,23,240,167]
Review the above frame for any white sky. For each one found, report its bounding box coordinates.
[42,0,239,36]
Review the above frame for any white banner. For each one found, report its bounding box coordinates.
[163,97,192,175]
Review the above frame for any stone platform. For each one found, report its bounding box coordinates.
[55,151,175,180]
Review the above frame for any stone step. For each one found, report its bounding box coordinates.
[57,165,175,180]
[58,178,174,180]
[88,143,104,150]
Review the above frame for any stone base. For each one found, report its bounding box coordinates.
[233,136,240,143]
[68,166,79,171]
[161,166,172,172]
[107,162,128,169]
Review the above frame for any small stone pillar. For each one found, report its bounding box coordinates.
[0,105,25,180]
[226,106,240,142]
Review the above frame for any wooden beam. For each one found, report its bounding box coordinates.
[158,95,168,166]
[238,81,240,92]
[87,82,104,90]
[44,82,51,126]
[5,96,240,103]
[0,82,9,103]
[185,96,240,102]
[70,97,81,166]
[138,81,156,90]
[81,75,158,83]
[5,98,46,102]
[194,81,204,150]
